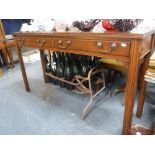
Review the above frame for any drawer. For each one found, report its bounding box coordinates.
[16,36,52,48]
[53,38,130,57]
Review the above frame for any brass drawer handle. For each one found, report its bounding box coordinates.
[97,41,110,54]
[36,39,46,46]
[57,40,71,49]
[17,38,25,45]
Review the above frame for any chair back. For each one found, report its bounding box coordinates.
[0,20,6,46]
[0,20,6,41]
[0,20,16,48]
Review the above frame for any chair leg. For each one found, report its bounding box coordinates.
[0,67,3,77]
[137,65,142,91]
[111,70,120,83]
[107,69,112,87]
[1,48,10,68]
[6,47,15,67]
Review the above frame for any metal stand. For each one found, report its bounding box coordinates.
[44,66,107,119]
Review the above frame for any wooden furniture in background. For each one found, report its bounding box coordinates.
[100,58,127,96]
[0,19,17,67]
[137,52,155,117]
[13,30,155,135]
[136,52,155,132]
[0,32,10,68]
[100,57,144,96]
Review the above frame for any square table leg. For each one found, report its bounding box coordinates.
[136,52,151,118]
[16,45,30,92]
[39,49,49,83]
[136,34,155,118]
[122,40,141,135]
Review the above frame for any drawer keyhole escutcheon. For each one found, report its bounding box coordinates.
[97,41,110,54]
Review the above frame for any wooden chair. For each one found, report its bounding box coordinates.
[0,20,17,67]
[0,66,3,77]
[0,34,10,68]
[100,57,144,107]
[100,58,127,95]
[0,54,3,76]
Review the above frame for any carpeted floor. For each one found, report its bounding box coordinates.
[0,60,155,135]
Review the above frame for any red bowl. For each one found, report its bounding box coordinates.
[102,19,115,31]
[102,19,143,32]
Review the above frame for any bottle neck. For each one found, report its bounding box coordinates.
[52,52,57,62]
[81,56,85,65]
[44,54,49,63]
[65,58,69,66]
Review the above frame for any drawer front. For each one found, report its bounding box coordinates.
[53,38,130,57]
[16,36,52,48]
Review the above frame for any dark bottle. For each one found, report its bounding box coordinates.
[44,54,52,83]
[70,54,79,76]
[75,54,82,73]
[93,57,100,66]
[86,56,92,74]
[81,56,87,77]
[60,52,65,69]
[89,56,94,68]
[51,52,58,85]
[80,55,89,87]
[64,53,73,90]
[74,54,80,66]
[92,56,100,92]
[44,54,51,73]
[70,54,80,90]
[92,56,98,67]
[56,52,65,88]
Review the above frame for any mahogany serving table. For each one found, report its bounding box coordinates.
[13,30,155,135]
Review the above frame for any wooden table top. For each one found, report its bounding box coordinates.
[13,26,155,39]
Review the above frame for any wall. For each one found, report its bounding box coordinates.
[1,19,31,35]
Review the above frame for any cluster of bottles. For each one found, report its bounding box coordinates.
[44,52,100,90]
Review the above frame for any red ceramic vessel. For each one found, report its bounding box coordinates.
[102,19,116,31]
[102,19,143,32]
